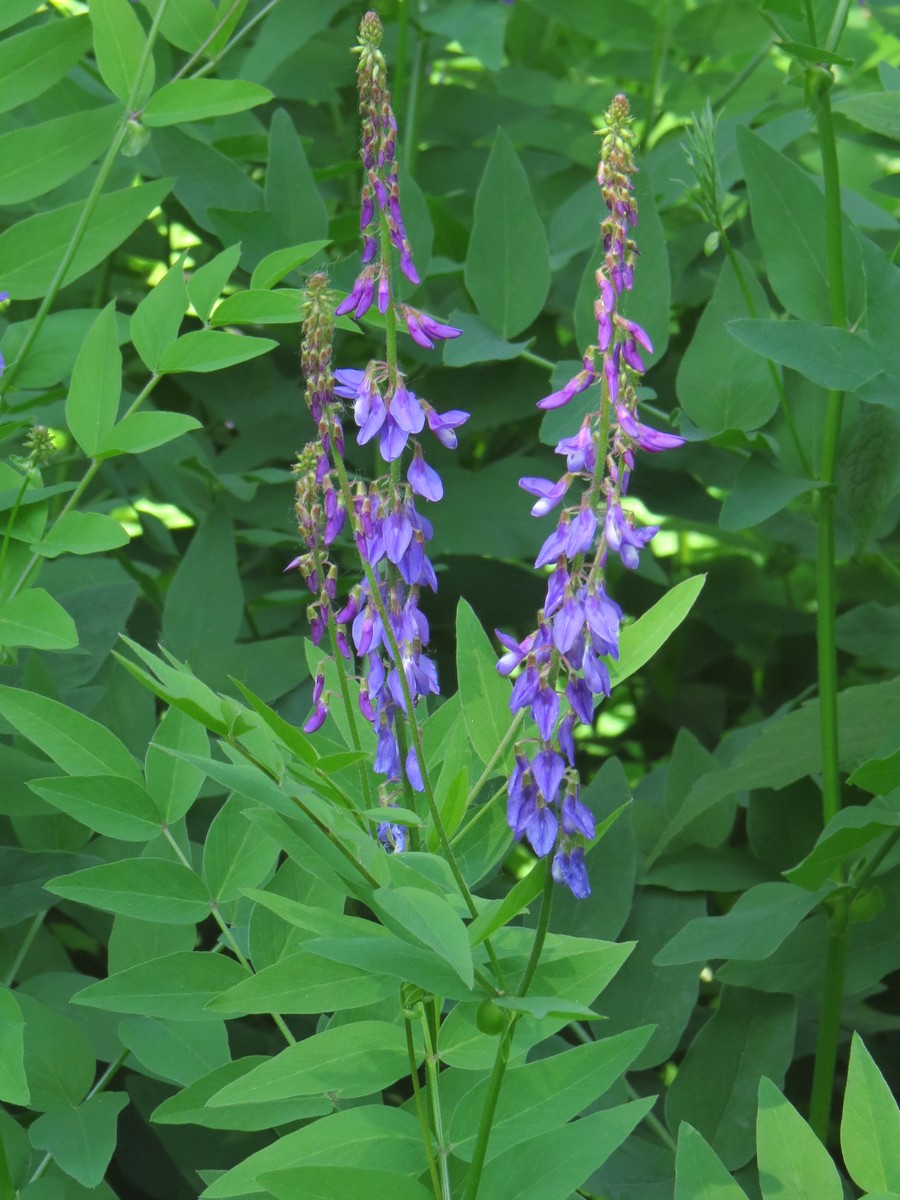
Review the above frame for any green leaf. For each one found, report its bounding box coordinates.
[305,931,469,1000]
[756,1078,842,1200]
[202,794,279,904]
[29,1093,128,1188]
[835,91,900,139]
[0,589,77,651]
[611,575,706,686]
[371,886,473,987]
[0,848,97,928]
[676,252,779,432]
[737,126,864,325]
[665,989,796,1168]
[207,1021,409,1106]
[207,949,398,1015]
[144,705,209,823]
[131,257,189,370]
[786,804,900,890]
[261,1168,433,1200]
[28,775,162,841]
[91,0,154,103]
[229,679,318,766]
[0,176,172,301]
[73,951,248,1020]
[65,303,121,457]
[151,1057,330,1131]
[0,105,120,205]
[465,128,550,338]
[719,460,819,532]
[728,319,880,391]
[143,78,273,125]
[143,0,217,53]
[655,882,824,964]
[96,410,202,457]
[675,1124,750,1200]
[477,1100,652,1200]
[456,597,514,769]
[188,243,241,323]
[467,860,547,947]
[30,511,129,558]
[0,15,91,115]
[18,993,95,1113]
[442,309,531,367]
[46,859,212,924]
[118,1015,230,1086]
[250,241,331,290]
[841,1033,900,1193]
[199,1105,427,1195]
[265,108,329,244]
[210,288,304,326]
[157,330,277,373]
[0,989,29,1105]
[850,748,900,794]
[0,686,141,782]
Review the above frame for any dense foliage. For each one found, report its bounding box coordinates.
[0,1,898,1198]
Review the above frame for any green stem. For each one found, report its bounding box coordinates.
[711,39,775,113]
[187,0,282,81]
[3,910,45,987]
[463,862,555,1200]
[520,349,556,372]
[168,0,245,83]
[463,710,525,811]
[7,374,161,601]
[0,5,171,402]
[421,1001,452,1200]
[808,896,849,1140]
[405,1012,442,1200]
[720,233,814,478]
[644,0,671,144]
[849,826,900,893]
[402,34,425,179]
[162,827,296,1045]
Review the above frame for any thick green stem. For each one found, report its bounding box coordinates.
[0,5,170,401]
[187,1,283,81]
[421,1002,452,1200]
[168,0,244,83]
[463,863,555,1200]
[405,1012,442,1200]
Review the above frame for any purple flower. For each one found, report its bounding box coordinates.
[335,269,375,319]
[402,306,463,350]
[635,422,686,453]
[552,846,590,898]
[532,748,564,805]
[408,446,443,501]
[537,367,594,411]
[527,805,558,857]
[378,820,407,853]
[425,406,469,449]
[519,475,570,517]
[562,790,595,839]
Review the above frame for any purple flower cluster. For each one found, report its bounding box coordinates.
[496,94,685,898]
[337,13,463,352]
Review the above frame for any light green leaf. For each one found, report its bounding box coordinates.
[655,883,824,964]
[151,1056,330,1131]
[465,128,550,339]
[757,1077,842,1200]
[0,988,29,1105]
[786,804,900,890]
[29,1093,128,1188]
[250,241,331,290]
[841,1033,900,1193]
[30,511,129,558]
[202,795,279,904]
[158,330,277,373]
[119,1016,230,1086]
[143,78,272,126]
[456,597,514,769]
[729,319,880,391]
[835,91,900,139]
[0,589,78,651]
[65,303,121,456]
[0,105,120,205]
[372,886,474,987]
[90,0,154,104]
[0,686,141,782]
[208,1021,410,1106]
[143,0,217,53]
[46,859,212,924]
[0,15,91,115]
[73,951,248,1020]
[131,257,189,370]
[144,706,209,824]
[211,289,303,326]
[261,1168,433,1200]
[28,775,162,841]
[207,950,397,1015]
[188,243,242,323]
[611,575,705,686]
[0,177,172,301]
[95,410,201,457]
[675,1124,750,1200]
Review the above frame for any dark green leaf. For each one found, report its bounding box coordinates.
[28,775,161,841]
[0,105,120,205]
[456,597,514,770]
[29,1093,128,1188]
[46,859,211,924]
[728,319,880,391]
[265,108,329,243]
[261,1168,433,1200]
[73,951,248,1020]
[208,949,397,1015]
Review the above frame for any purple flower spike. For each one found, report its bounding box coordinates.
[408,446,443,501]
[604,353,619,404]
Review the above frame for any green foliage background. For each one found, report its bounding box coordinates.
[0,0,898,1198]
